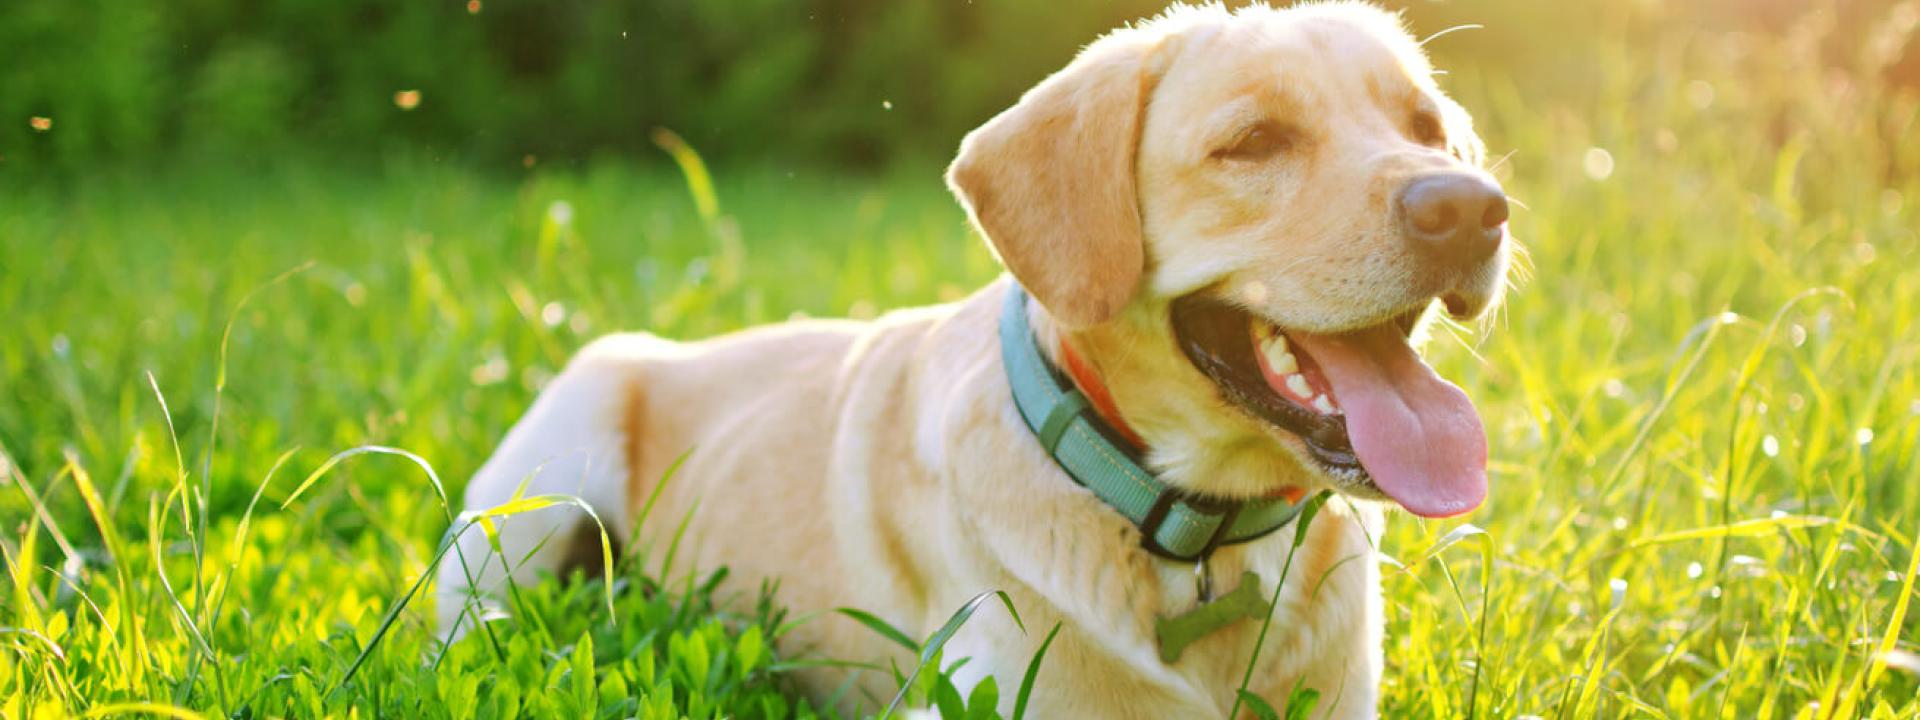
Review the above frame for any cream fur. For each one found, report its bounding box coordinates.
[439,3,1508,718]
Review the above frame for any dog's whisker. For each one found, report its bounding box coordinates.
[1419,23,1485,47]
[1267,253,1330,282]
[1487,148,1519,173]
[1437,317,1491,366]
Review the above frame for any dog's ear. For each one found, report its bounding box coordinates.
[946,31,1174,327]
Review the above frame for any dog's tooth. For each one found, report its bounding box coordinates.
[1285,374,1312,398]
[1267,344,1298,375]
[1313,395,1336,414]
[1259,334,1297,375]
[1250,317,1271,342]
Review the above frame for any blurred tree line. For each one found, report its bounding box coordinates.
[1,0,1914,175]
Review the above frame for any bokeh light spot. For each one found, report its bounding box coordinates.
[1240,280,1269,306]
[471,354,508,386]
[29,116,52,132]
[1686,80,1715,110]
[394,90,422,111]
[1582,147,1614,180]
[1655,128,1678,154]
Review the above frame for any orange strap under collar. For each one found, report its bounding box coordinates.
[1056,340,1145,449]
[1056,339,1306,504]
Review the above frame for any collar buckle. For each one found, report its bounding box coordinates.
[1138,487,1244,563]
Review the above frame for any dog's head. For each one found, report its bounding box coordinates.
[948,2,1510,517]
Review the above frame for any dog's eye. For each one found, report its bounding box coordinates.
[1214,122,1296,161]
[1411,112,1446,147]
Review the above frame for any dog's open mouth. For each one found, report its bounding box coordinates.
[1170,294,1488,518]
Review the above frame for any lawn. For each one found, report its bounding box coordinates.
[6,10,1920,720]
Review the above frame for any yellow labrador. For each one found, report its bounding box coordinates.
[439,2,1510,717]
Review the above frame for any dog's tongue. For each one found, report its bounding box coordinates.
[1287,326,1487,518]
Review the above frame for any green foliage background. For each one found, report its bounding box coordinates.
[5,0,1915,173]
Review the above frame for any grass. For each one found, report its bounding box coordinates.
[5,4,1920,718]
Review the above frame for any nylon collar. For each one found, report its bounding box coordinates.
[999,284,1305,563]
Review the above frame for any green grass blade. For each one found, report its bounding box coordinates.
[1237,689,1281,720]
[1011,622,1062,720]
[651,128,720,222]
[1866,526,1920,689]
[281,446,453,522]
[1230,490,1332,720]
[835,608,919,654]
[462,493,619,615]
[327,521,472,696]
[79,702,207,719]
[880,590,1025,719]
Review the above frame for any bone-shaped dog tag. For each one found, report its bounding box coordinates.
[1155,571,1272,663]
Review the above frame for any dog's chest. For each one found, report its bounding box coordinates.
[1131,510,1383,709]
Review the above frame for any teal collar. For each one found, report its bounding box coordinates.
[998,284,1305,563]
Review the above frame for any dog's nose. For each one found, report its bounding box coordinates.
[1397,174,1507,262]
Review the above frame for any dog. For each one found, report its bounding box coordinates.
[438,2,1510,717]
